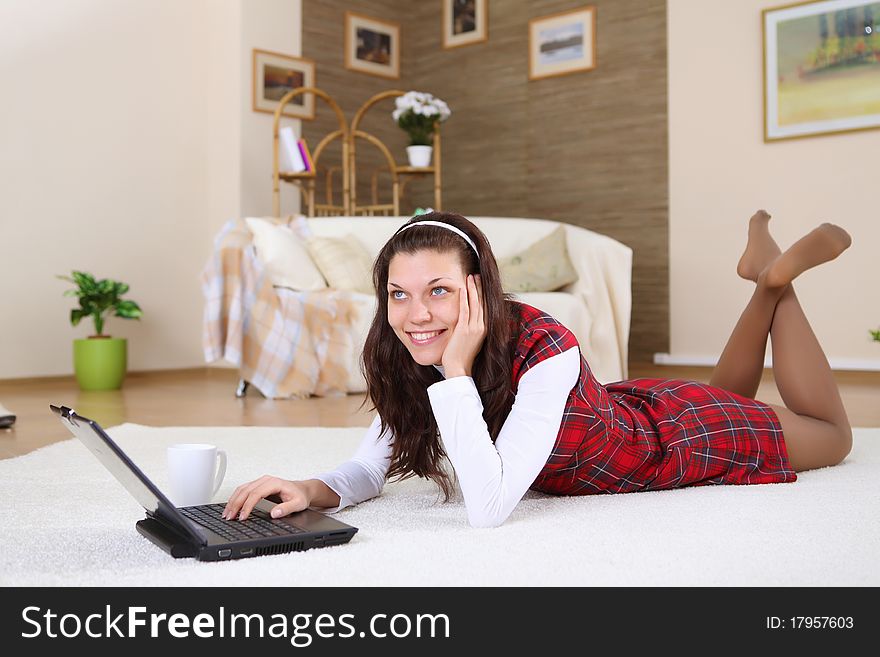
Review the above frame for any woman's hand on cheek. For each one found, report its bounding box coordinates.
[441,274,486,378]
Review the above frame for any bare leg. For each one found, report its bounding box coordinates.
[709,211,782,398]
[767,285,852,471]
[710,213,852,471]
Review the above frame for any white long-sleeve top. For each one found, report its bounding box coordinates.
[312,346,581,528]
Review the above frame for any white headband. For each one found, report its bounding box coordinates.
[396,220,480,259]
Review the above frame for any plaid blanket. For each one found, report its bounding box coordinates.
[201,219,359,399]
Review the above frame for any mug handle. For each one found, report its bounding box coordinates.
[212,449,227,498]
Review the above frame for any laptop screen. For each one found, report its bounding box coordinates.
[50,405,206,544]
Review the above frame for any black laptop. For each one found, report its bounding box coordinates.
[50,404,358,561]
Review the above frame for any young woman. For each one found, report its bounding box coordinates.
[223,211,853,528]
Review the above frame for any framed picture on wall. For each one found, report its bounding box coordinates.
[528,6,597,80]
[252,49,315,119]
[442,0,488,49]
[344,12,400,79]
[763,0,880,142]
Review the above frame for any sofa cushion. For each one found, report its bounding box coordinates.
[497,225,578,292]
[515,292,591,343]
[245,217,327,291]
[305,235,374,294]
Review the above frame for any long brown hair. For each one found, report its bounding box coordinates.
[361,212,522,501]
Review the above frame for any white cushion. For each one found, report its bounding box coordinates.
[515,291,593,357]
[497,225,579,292]
[305,235,374,294]
[245,217,327,291]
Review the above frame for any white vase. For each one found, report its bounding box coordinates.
[406,145,433,167]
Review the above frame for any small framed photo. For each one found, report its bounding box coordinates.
[442,0,488,49]
[344,11,400,79]
[529,6,597,81]
[252,49,315,119]
[763,0,880,142]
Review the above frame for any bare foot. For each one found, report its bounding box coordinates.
[737,210,782,282]
[760,223,852,289]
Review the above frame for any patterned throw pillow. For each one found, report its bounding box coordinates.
[245,217,328,291]
[497,225,579,292]
[305,235,375,294]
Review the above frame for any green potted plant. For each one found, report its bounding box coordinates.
[58,271,143,390]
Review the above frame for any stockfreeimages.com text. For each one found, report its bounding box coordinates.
[21,605,450,646]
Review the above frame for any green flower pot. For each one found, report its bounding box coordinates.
[73,337,127,390]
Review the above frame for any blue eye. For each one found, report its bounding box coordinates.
[390,288,447,300]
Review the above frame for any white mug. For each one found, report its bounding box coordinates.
[166,443,227,507]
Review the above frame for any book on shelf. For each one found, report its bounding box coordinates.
[279,126,306,173]
[297,138,314,173]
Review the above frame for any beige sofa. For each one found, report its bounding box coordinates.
[291,215,632,390]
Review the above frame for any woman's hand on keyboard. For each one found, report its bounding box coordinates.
[222,476,310,521]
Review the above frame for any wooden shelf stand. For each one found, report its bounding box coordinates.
[272,88,443,218]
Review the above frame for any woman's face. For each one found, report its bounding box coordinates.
[387,249,467,367]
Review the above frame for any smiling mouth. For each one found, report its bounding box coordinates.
[407,329,446,345]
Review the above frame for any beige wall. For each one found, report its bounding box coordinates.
[240,0,303,218]
[0,0,301,379]
[668,0,880,369]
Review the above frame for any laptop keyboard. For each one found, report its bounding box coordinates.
[180,503,305,542]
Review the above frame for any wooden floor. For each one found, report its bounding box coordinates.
[1,364,878,460]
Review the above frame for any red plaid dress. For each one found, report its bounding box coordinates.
[509,302,797,496]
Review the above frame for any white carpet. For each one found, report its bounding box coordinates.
[1,424,878,586]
